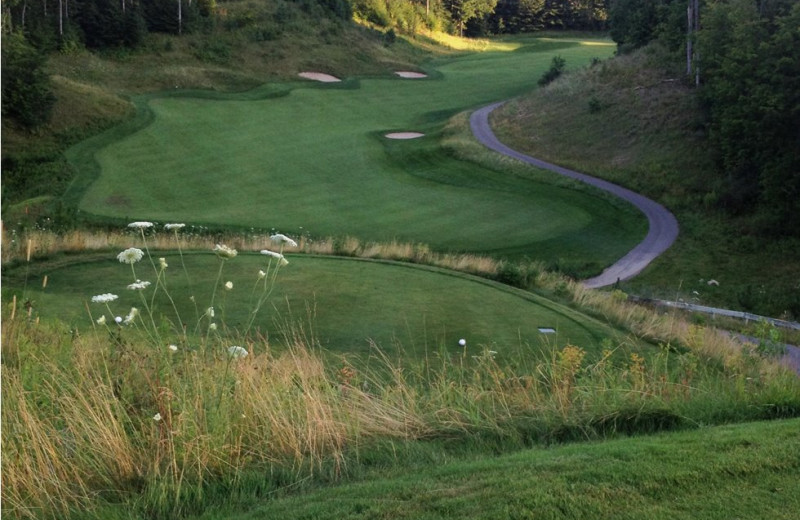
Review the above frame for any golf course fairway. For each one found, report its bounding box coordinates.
[68,36,645,272]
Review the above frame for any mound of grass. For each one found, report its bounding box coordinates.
[4,251,624,357]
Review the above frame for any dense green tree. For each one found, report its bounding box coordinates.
[608,0,661,52]
[700,0,800,230]
[444,0,498,35]
[1,32,56,128]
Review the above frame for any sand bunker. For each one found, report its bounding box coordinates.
[298,72,341,83]
[395,71,427,79]
[385,132,425,140]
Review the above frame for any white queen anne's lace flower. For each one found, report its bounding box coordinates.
[128,221,154,230]
[228,346,249,358]
[123,307,139,324]
[117,247,144,264]
[91,293,118,303]
[127,280,151,290]
[153,413,162,421]
[164,223,185,231]
[270,234,298,248]
[213,244,238,259]
[225,281,233,290]
[260,249,289,266]
[159,257,168,269]
[96,315,107,325]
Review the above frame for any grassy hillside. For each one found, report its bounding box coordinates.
[195,418,800,520]
[491,46,800,318]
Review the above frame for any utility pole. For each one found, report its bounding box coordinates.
[687,0,700,85]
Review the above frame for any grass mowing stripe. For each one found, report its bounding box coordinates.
[194,418,800,520]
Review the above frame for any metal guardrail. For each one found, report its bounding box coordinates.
[629,296,800,331]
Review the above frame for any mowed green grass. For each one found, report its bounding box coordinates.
[14,253,626,357]
[190,418,800,520]
[72,37,642,266]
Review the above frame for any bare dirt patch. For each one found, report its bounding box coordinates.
[395,71,427,79]
[298,72,341,83]
[385,132,425,139]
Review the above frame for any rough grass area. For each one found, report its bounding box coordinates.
[490,46,800,318]
[3,308,798,520]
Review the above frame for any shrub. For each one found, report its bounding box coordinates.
[1,33,55,128]
[384,28,397,45]
[538,55,566,86]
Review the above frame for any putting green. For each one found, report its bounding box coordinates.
[16,253,625,357]
[69,36,645,270]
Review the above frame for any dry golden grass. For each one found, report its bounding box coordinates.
[1,228,500,277]
[3,307,796,519]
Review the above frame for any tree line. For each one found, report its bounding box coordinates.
[351,0,610,36]
[609,0,799,234]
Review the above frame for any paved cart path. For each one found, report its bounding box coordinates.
[470,102,679,288]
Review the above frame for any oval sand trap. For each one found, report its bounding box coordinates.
[395,71,427,79]
[298,72,341,83]
[385,132,425,139]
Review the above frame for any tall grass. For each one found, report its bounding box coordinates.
[1,227,502,279]
[4,305,799,519]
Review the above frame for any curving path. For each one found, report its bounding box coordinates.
[470,102,679,289]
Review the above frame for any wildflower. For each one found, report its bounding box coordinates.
[96,315,106,325]
[270,234,298,248]
[260,249,289,266]
[206,307,215,318]
[168,344,178,352]
[115,316,123,324]
[128,221,154,230]
[91,293,118,303]
[159,257,168,269]
[258,270,267,279]
[153,413,162,421]
[225,281,233,290]
[127,280,151,290]
[123,307,139,324]
[117,247,144,264]
[228,346,248,358]
[209,323,217,331]
[458,338,467,346]
[164,223,186,231]
[213,244,237,259]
